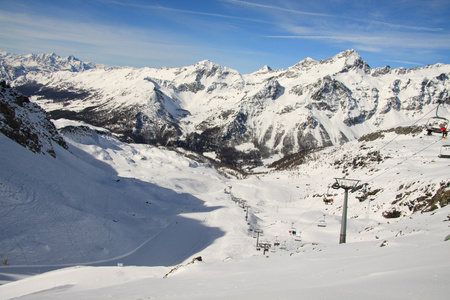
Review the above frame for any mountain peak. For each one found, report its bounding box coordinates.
[291,50,363,71]
[291,57,317,69]
[302,57,316,63]
[330,49,361,64]
[329,49,370,73]
[340,49,360,57]
[253,65,272,74]
[67,54,79,62]
[194,60,218,69]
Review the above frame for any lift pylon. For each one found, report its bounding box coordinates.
[332,178,361,244]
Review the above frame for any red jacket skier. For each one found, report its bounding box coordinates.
[441,126,448,138]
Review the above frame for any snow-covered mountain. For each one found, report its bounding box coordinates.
[0,50,107,81]
[0,83,449,298]
[1,49,450,167]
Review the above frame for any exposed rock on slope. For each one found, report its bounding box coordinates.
[0,81,68,157]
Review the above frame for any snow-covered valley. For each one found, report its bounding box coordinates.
[0,116,449,299]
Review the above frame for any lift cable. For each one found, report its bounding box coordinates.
[273,195,323,239]
[362,137,442,185]
[377,104,438,153]
[266,103,445,244]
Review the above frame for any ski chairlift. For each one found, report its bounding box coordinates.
[439,145,450,158]
[253,229,264,238]
[273,237,281,247]
[271,241,278,253]
[289,222,297,236]
[426,118,448,135]
[326,186,333,196]
[426,101,449,135]
[295,232,302,242]
[323,197,333,205]
[317,215,327,227]
[258,242,271,254]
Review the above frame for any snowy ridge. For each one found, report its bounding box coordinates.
[1,49,449,166]
[0,50,109,81]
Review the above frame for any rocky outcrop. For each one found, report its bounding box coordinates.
[0,81,68,157]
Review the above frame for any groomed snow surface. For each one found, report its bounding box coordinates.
[0,119,449,299]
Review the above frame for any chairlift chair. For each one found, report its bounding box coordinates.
[326,186,333,197]
[439,145,450,158]
[295,232,302,242]
[426,101,449,135]
[289,222,297,236]
[426,117,449,134]
[323,186,334,203]
[317,215,327,227]
[323,197,333,205]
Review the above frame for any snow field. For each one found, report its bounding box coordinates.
[1,226,448,299]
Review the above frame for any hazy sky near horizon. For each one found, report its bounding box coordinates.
[1,0,449,73]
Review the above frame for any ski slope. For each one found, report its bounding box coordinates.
[0,119,449,299]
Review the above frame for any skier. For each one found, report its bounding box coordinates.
[441,126,448,138]
[427,123,433,135]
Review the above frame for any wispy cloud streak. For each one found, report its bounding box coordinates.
[266,34,450,51]
[99,0,270,24]
[225,0,444,32]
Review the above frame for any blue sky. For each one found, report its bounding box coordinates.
[1,0,450,73]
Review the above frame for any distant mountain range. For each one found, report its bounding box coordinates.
[1,49,449,166]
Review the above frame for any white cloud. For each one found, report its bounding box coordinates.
[0,10,212,66]
[0,9,273,72]
[386,59,423,66]
[266,31,450,53]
